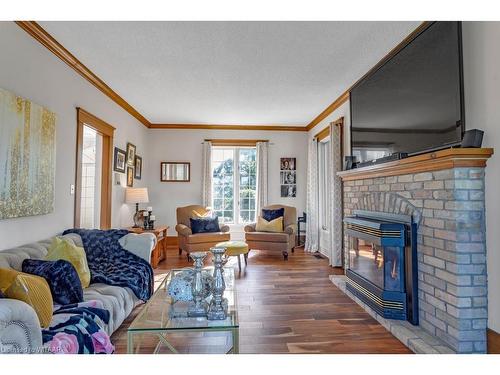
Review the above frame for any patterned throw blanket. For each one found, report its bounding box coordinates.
[63,229,153,301]
[43,301,114,354]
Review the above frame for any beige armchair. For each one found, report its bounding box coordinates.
[175,205,230,260]
[244,204,297,260]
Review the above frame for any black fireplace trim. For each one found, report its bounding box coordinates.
[344,210,419,325]
[345,269,407,320]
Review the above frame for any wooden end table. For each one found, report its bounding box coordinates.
[127,225,169,268]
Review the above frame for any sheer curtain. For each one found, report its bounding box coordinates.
[201,141,212,207]
[329,123,343,266]
[305,138,319,252]
[256,141,269,214]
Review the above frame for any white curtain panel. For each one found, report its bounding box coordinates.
[201,141,212,207]
[329,123,343,266]
[305,138,319,252]
[256,141,269,214]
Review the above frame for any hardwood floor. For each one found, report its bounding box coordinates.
[111,246,411,354]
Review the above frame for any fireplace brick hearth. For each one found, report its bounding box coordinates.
[337,148,493,353]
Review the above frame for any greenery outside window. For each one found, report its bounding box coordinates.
[211,147,257,224]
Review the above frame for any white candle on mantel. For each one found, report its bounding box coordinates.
[147,207,153,212]
[149,215,156,221]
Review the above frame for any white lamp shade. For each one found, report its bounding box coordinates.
[125,187,149,204]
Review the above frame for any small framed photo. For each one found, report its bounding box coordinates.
[126,166,134,187]
[280,171,296,184]
[134,155,142,180]
[281,185,296,198]
[280,157,296,171]
[126,142,136,166]
[113,147,126,173]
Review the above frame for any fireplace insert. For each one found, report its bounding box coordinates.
[344,210,418,324]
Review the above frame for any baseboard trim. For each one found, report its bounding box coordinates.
[488,328,500,354]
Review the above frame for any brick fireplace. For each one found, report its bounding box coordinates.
[335,148,494,353]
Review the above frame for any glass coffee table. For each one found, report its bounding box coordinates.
[127,267,239,354]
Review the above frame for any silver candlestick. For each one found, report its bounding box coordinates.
[207,247,228,320]
[187,252,208,317]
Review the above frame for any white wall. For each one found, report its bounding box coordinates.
[0,22,150,250]
[145,129,307,236]
[462,22,500,333]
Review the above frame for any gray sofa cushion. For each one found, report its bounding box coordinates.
[0,234,139,336]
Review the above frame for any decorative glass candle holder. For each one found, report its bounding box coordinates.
[207,247,228,320]
[187,252,208,317]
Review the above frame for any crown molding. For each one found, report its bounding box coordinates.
[15,21,152,128]
[149,123,308,131]
[15,21,307,132]
[16,21,431,134]
[306,21,432,132]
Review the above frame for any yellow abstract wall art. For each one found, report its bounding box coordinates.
[0,88,57,220]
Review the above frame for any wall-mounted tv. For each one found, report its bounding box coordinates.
[350,22,465,165]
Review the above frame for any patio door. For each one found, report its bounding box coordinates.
[318,139,331,258]
[74,108,115,229]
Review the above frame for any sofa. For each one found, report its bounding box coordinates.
[0,232,155,354]
[244,204,297,260]
[175,205,230,259]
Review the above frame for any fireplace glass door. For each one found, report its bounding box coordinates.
[348,237,402,291]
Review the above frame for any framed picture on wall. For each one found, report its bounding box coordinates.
[280,157,296,171]
[126,166,134,187]
[126,142,136,166]
[281,184,296,198]
[280,157,297,197]
[134,155,142,180]
[113,147,126,173]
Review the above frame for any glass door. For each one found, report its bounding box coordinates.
[318,140,331,258]
[75,108,114,229]
[79,125,103,229]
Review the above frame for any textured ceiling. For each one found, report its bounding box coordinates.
[40,21,420,126]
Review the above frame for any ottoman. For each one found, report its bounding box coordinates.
[215,240,249,271]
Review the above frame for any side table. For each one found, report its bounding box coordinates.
[127,225,169,268]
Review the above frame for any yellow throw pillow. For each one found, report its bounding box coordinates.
[191,209,210,218]
[0,268,22,293]
[5,273,53,328]
[255,216,284,233]
[45,237,91,288]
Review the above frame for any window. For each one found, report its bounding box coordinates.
[75,108,114,229]
[212,147,257,224]
[318,140,331,231]
[80,125,102,228]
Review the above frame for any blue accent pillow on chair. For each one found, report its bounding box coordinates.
[262,208,285,222]
[22,259,83,305]
[190,217,221,234]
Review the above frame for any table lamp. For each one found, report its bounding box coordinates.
[125,187,149,227]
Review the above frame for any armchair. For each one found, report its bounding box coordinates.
[175,205,230,260]
[244,204,297,260]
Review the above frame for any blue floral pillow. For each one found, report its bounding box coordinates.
[262,208,285,222]
[22,259,83,305]
[190,217,220,234]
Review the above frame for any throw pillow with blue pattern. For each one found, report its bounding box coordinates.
[22,259,83,305]
[190,216,220,234]
[262,208,285,222]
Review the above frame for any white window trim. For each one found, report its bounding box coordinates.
[211,146,257,225]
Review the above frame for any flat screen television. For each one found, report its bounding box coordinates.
[350,22,465,165]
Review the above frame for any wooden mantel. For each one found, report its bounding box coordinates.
[337,148,494,181]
